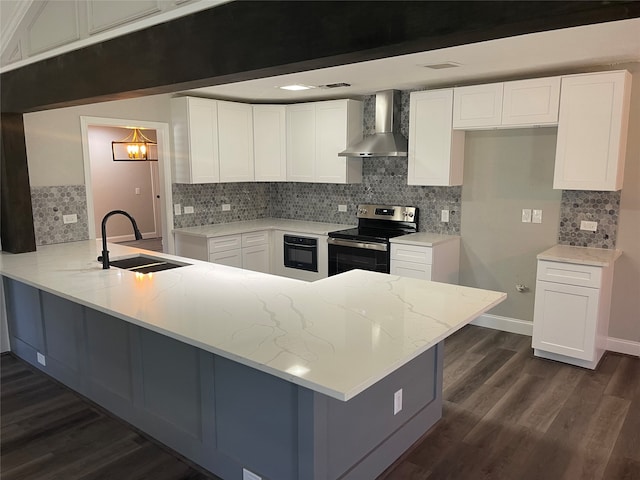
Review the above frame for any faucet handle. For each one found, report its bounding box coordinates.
[97,256,103,262]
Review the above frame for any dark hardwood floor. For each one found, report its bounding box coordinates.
[2,325,638,480]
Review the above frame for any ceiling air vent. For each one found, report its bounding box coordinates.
[317,82,352,89]
[422,62,461,70]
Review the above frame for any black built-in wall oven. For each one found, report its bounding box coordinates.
[283,234,318,272]
[328,204,418,276]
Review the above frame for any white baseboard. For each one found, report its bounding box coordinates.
[470,314,640,358]
[606,337,640,357]
[470,314,533,336]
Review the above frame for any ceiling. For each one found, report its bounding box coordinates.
[183,18,640,103]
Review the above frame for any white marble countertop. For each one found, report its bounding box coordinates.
[537,245,622,267]
[172,218,354,238]
[390,232,460,247]
[0,240,505,401]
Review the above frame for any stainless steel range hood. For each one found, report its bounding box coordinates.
[339,90,407,157]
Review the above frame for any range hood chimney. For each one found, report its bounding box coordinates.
[339,90,407,157]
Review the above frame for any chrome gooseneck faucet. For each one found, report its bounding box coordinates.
[98,210,143,269]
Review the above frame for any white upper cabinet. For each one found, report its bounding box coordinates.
[502,76,561,126]
[408,89,464,186]
[287,99,363,183]
[217,101,254,183]
[553,70,632,191]
[315,100,363,183]
[453,77,561,129]
[253,105,287,182]
[171,96,220,183]
[286,103,316,182]
[453,83,503,129]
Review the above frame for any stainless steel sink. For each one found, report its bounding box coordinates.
[109,255,190,273]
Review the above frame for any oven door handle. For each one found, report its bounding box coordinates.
[327,237,388,252]
[284,241,317,248]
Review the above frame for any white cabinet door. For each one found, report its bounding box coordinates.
[218,100,254,182]
[209,249,243,268]
[253,105,286,182]
[242,244,270,274]
[532,281,599,361]
[286,103,316,182]
[408,89,464,186]
[171,97,219,183]
[453,83,503,129]
[502,76,560,126]
[553,70,631,191]
[390,260,432,280]
[315,100,363,184]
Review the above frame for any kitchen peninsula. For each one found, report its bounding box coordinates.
[1,240,505,480]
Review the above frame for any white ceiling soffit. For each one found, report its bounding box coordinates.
[184,18,640,103]
[0,0,230,73]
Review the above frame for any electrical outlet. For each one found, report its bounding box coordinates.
[184,206,194,214]
[174,204,181,215]
[532,209,543,224]
[338,204,348,212]
[441,209,449,223]
[521,209,532,223]
[37,352,46,366]
[580,220,598,232]
[393,389,403,415]
[63,214,77,224]
[135,187,141,195]
[242,468,262,480]
[222,204,231,212]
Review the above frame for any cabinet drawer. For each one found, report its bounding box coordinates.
[208,234,242,254]
[391,261,432,280]
[536,260,602,288]
[390,244,433,264]
[242,230,269,248]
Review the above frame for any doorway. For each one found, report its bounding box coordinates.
[80,116,175,254]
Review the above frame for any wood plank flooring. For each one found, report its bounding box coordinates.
[2,325,638,480]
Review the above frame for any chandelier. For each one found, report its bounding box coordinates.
[112,128,158,161]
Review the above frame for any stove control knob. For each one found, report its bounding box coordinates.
[359,208,367,215]
[407,211,414,218]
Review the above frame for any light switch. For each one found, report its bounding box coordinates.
[135,187,141,195]
[338,204,347,212]
[532,209,542,224]
[441,209,450,223]
[174,204,181,215]
[521,209,532,223]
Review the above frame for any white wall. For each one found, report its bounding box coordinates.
[460,128,562,322]
[609,64,640,344]
[23,93,172,186]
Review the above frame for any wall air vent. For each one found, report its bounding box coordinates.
[422,62,461,70]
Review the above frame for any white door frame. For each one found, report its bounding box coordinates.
[80,116,175,254]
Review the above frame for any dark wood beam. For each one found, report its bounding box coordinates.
[1,113,36,253]
[2,1,640,113]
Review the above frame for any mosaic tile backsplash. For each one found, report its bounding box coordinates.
[30,92,621,249]
[31,185,89,245]
[270,157,462,234]
[172,182,271,228]
[558,190,620,249]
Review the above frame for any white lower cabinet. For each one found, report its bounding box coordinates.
[390,238,460,284]
[175,231,270,273]
[210,249,243,268]
[532,259,615,369]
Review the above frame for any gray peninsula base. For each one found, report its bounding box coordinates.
[3,277,443,480]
